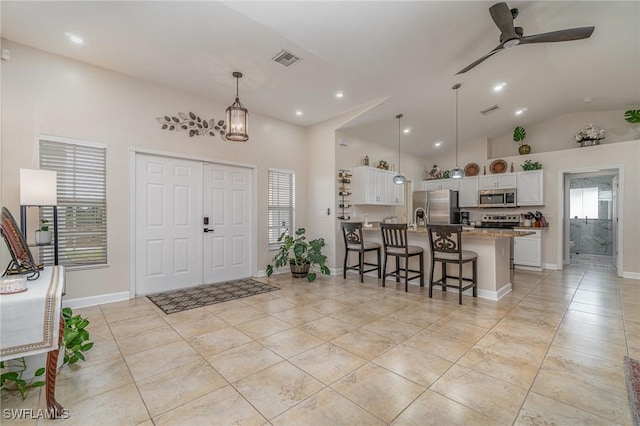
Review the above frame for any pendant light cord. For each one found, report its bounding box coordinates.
[397,114,402,172]
[455,85,459,168]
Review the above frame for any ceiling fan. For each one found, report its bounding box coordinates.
[456,2,595,74]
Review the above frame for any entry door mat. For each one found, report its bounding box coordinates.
[625,356,640,426]
[146,279,279,315]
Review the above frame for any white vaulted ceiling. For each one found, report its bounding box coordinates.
[2,1,639,157]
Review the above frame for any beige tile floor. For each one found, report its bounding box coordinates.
[2,265,638,425]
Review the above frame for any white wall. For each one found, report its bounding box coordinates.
[489,110,638,158]
[1,40,310,299]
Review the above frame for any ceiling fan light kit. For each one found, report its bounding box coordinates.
[457,2,595,74]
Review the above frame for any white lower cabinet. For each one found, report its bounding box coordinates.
[514,229,543,270]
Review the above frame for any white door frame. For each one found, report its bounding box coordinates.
[129,147,258,298]
[556,165,624,275]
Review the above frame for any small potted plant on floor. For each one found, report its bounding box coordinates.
[34,219,52,245]
[266,228,330,282]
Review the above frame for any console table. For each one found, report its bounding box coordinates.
[1,266,65,417]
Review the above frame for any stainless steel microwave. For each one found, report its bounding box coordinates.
[478,189,517,208]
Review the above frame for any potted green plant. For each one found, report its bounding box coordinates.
[513,126,530,155]
[266,228,330,282]
[521,160,542,171]
[34,219,52,245]
[624,109,640,123]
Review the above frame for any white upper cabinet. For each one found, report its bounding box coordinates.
[458,176,479,207]
[516,170,544,206]
[352,166,403,205]
[420,178,459,192]
[478,173,516,190]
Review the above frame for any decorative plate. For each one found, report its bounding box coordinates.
[463,163,479,177]
[490,159,508,174]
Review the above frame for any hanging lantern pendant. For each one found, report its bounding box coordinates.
[226,71,249,142]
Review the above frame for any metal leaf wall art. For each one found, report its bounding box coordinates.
[157,112,227,139]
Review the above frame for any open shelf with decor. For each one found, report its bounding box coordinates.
[337,169,352,220]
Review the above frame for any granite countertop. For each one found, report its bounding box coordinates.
[362,224,535,237]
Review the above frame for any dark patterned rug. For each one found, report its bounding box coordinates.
[147,278,279,314]
[625,356,640,426]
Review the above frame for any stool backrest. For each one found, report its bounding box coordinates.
[341,222,364,249]
[427,224,463,258]
[380,223,409,254]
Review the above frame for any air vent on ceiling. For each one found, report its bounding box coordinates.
[272,49,302,67]
[480,105,500,116]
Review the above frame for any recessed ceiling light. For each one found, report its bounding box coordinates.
[64,32,83,45]
[403,128,410,134]
[583,97,593,102]
[335,92,344,99]
[295,110,303,116]
[434,142,442,147]
[493,82,507,92]
[515,108,527,115]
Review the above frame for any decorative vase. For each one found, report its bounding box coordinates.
[35,230,52,245]
[518,144,531,155]
[290,261,310,278]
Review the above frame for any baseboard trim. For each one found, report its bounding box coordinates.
[515,265,543,272]
[543,263,559,270]
[63,291,130,309]
[622,271,640,280]
[477,283,512,301]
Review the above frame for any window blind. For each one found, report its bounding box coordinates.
[268,169,295,246]
[39,139,107,267]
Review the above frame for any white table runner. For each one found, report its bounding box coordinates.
[0,266,64,361]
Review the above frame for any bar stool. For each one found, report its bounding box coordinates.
[341,222,381,283]
[380,223,424,292]
[426,224,477,304]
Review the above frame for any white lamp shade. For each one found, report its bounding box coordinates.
[20,169,57,206]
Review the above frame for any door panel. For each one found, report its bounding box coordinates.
[203,163,252,283]
[135,155,202,294]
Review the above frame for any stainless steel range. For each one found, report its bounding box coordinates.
[475,214,520,229]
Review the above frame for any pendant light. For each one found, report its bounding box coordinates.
[393,113,406,185]
[450,83,465,179]
[226,72,249,142]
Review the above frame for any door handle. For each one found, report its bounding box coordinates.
[204,228,214,233]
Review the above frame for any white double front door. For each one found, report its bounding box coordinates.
[135,154,252,295]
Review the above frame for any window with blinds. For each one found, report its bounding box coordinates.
[39,138,107,267]
[268,169,295,246]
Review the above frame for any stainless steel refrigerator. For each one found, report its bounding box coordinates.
[412,190,460,226]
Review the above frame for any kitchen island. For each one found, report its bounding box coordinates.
[361,225,535,300]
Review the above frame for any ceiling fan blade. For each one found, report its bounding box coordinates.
[489,2,518,40]
[456,46,503,74]
[519,26,595,44]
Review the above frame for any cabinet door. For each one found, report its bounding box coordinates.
[374,170,389,203]
[389,178,405,205]
[458,177,478,207]
[440,179,460,191]
[478,175,496,190]
[514,236,541,267]
[495,173,516,188]
[421,180,441,192]
[516,170,544,206]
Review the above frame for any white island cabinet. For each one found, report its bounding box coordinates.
[516,170,544,206]
[513,228,544,271]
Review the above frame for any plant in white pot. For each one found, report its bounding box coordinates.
[34,219,52,245]
[266,228,330,282]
